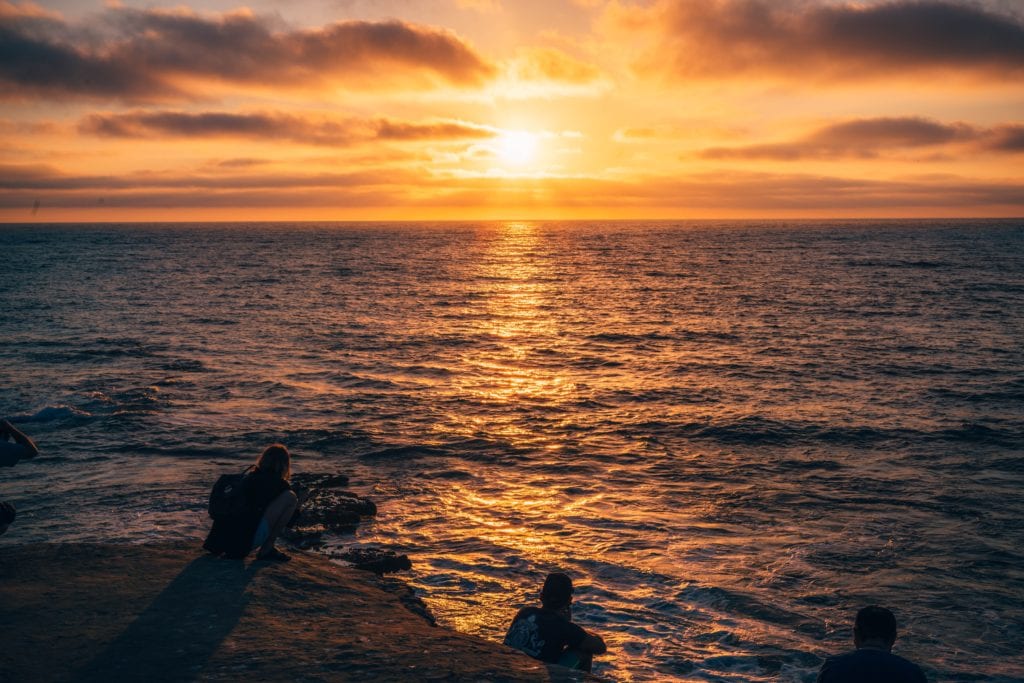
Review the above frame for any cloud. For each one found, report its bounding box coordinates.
[498,46,609,98]
[985,124,1024,152]
[0,7,495,101]
[697,116,1024,159]
[374,119,497,141]
[624,0,1024,81]
[78,110,498,145]
[4,162,1022,213]
[454,0,502,13]
[0,0,61,19]
[0,162,417,192]
[509,46,603,85]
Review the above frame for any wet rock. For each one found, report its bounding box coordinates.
[281,525,326,549]
[381,578,436,626]
[307,489,377,517]
[291,472,350,489]
[287,472,377,535]
[333,548,413,576]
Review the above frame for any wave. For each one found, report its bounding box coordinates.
[360,445,450,460]
[619,416,1021,448]
[585,332,676,344]
[98,444,237,458]
[160,358,211,372]
[844,259,949,269]
[10,405,93,422]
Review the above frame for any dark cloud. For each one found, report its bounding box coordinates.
[80,111,361,145]
[640,0,1024,81]
[213,158,269,169]
[78,110,496,145]
[0,162,415,192]
[0,8,494,101]
[371,119,496,141]
[698,116,1022,159]
[985,124,1024,151]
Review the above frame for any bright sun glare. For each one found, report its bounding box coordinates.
[497,131,538,166]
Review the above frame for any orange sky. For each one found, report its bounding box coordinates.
[2,0,1023,221]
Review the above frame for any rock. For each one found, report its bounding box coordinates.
[291,472,350,489]
[286,472,377,535]
[281,526,325,549]
[333,548,413,576]
[0,544,556,681]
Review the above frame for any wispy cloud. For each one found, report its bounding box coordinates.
[78,111,498,145]
[696,117,1024,159]
[619,0,1024,82]
[0,7,495,101]
[4,162,1021,214]
[495,46,609,98]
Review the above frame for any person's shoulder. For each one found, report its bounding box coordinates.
[817,650,862,683]
[513,606,541,621]
[819,649,926,683]
[0,441,31,466]
[887,651,927,681]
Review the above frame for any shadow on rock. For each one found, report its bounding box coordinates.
[72,556,262,682]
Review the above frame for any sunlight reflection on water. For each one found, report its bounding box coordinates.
[1,220,1023,681]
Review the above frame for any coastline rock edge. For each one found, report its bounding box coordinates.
[0,543,593,682]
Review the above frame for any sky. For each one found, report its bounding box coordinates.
[1,0,1023,221]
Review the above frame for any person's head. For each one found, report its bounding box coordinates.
[854,605,898,650]
[257,443,291,481]
[540,572,574,610]
[0,501,16,536]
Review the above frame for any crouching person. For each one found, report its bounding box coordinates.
[504,572,607,672]
[203,444,306,562]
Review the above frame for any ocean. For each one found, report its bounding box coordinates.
[1,220,1022,681]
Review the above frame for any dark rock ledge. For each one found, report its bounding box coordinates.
[0,543,594,682]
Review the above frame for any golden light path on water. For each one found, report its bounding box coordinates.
[350,222,781,679]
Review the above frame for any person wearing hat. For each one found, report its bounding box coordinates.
[503,572,607,672]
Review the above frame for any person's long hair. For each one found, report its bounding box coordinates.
[256,443,291,481]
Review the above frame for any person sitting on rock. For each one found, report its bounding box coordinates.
[817,605,927,683]
[0,420,39,536]
[203,443,308,562]
[503,572,607,672]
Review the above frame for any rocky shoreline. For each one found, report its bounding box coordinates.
[1,472,599,681]
[0,543,594,682]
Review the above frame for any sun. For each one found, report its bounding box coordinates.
[497,131,538,166]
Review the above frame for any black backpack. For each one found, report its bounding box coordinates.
[208,466,254,520]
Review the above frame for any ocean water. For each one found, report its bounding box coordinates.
[1,220,1022,681]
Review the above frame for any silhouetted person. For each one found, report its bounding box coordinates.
[0,419,38,466]
[0,420,38,536]
[203,444,308,562]
[817,605,927,683]
[0,501,15,536]
[504,572,607,672]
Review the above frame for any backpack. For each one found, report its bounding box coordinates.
[208,466,254,520]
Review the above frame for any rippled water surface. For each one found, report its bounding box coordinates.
[1,221,1023,681]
